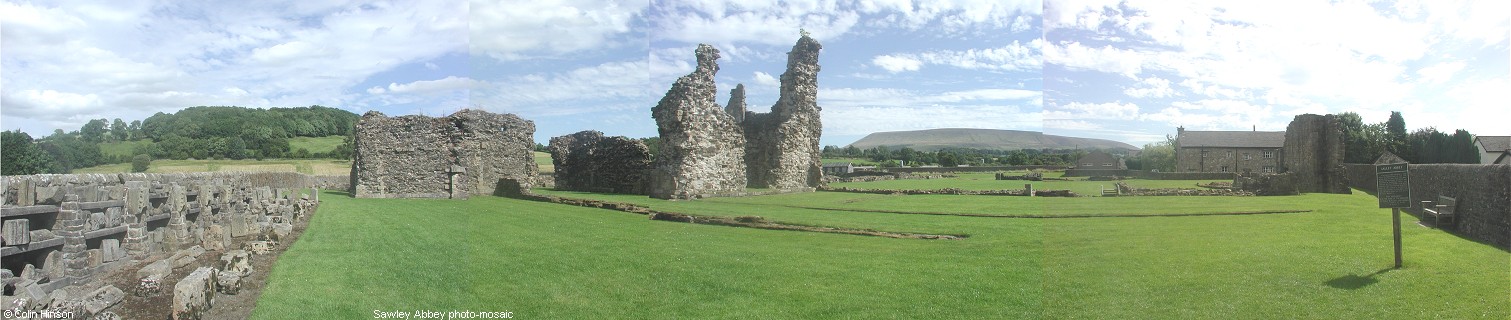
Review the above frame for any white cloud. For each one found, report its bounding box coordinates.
[381,76,480,94]
[873,39,1042,73]
[1043,41,1145,78]
[872,55,923,73]
[1043,101,1139,120]
[1123,77,1174,98]
[469,0,647,61]
[1416,61,1466,84]
[472,60,651,117]
[752,71,779,87]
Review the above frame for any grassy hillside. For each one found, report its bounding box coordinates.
[288,136,346,154]
[98,140,155,159]
[848,128,1138,151]
[253,181,1508,318]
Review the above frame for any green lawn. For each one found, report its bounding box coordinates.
[830,172,1223,196]
[534,151,554,173]
[288,136,346,154]
[821,157,880,166]
[255,186,1509,318]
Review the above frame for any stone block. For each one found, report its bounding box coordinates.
[215,272,241,295]
[34,186,64,205]
[83,285,125,315]
[102,239,122,262]
[44,251,64,281]
[219,250,252,277]
[87,248,103,267]
[172,267,217,320]
[20,263,39,280]
[137,260,172,281]
[3,219,29,245]
[271,223,292,242]
[28,229,55,242]
[202,225,226,252]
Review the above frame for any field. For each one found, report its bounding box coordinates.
[288,136,346,154]
[252,175,1510,318]
[535,151,553,173]
[98,140,155,159]
[71,159,350,175]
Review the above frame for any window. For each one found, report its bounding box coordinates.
[1263,165,1274,173]
[1102,163,1113,167]
[1226,151,1234,158]
[1082,163,1093,167]
[1243,153,1252,161]
[1220,166,1229,172]
[1263,150,1274,159]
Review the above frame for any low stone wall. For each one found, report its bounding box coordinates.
[885,166,1067,173]
[1063,169,1129,177]
[1402,164,1510,249]
[818,186,1078,197]
[1344,164,1376,193]
[0,172,324,315]
[1127,171,1237,180]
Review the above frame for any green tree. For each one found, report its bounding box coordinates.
[110,118,128,141]
[1133,135,1177,172]
[131,154,151,172]
[80,118,109,142]
[293,148,311,159]
[1385,111,1408,157]
[2,130,55,175]
[938,152,960,167]
[127,120,142,140]
[226,136,248,160]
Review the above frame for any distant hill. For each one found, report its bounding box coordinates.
[846,128,1137,151]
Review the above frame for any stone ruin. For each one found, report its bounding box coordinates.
[548,130,653,195]
[349,109,538,199]
[648,44,750,199]
[1281,114,1350,194]
[640,35,824,199]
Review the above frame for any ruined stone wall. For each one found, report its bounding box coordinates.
[450,109,539,197]
[725,84,746,123]
[741,35,824,191]
[1,172,322,314]
[1282,114,1349,194]
[549,131,652,195]
[350,110,535,199]
[649,44,748,199]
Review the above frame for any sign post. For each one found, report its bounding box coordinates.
[1375,163,1410,268]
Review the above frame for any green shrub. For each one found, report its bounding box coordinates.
[131,154,151,172]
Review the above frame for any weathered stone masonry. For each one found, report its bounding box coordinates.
[648,44,749,199]
[740,35,824,191]
[1281,114,1350,194]
[548,131,653,195]
[350,109,538,199]
[1,172,323,317]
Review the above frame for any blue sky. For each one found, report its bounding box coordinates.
[1,1,1505,148]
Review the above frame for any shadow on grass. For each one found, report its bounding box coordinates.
[1325,267,1394,290]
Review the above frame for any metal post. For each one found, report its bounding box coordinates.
[1392,208,1402,268]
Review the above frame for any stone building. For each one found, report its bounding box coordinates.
[1074,151,1124,169]
[1175,127,1284,174]
[548,130,653,195]
[738,35,824,191]
[349,109,537,199]
[1474,136,1510,164]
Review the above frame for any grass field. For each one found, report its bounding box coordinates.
[821,157,880,166]
[254,176,1509,318]
[534,151,553,173]
[71,159,350,175]
[830,172,1224,196]
[288,136,346,154]
[98,140,154,159]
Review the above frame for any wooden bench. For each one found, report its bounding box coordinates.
[1101,185,1119,197]
[1421,195,1456,228]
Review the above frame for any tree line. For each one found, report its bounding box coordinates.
[2,105,358,175]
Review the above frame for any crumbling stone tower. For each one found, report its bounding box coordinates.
[648,45,748,199]
[1281,113,1350,194]
[741,35,824,190]
[349,109,537,199]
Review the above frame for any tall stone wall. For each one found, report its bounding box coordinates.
[349,110,536,199]
[649,44,748,199]
[1404,164,1511,249]
[548,131,652,195]
[1282,114,1350,194]
[725,84,746,123]
[741,35,824,191]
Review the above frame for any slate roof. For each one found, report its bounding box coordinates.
[1178,131,1285,148]
[1076,151,1118,166]
[1476,136,1511,152]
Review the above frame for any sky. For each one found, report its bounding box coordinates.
[0,1,1505,148]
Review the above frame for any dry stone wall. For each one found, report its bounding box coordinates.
[1282,114,1350,194]
[548,131,653,195]
[649,44,748,199]
[350,109,537,199]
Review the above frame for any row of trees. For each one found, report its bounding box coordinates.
[1341,111,1479,164]
[1,106,359,175]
